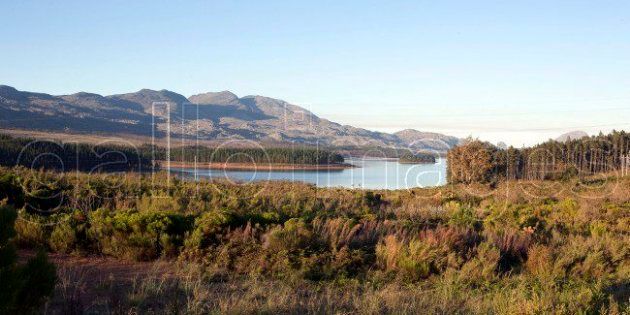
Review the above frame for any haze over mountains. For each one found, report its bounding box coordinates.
[0,85,460,151]
[555,131,589,143]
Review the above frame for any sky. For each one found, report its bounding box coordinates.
[1,0,630,146]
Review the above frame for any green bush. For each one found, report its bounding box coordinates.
[0,204,56,314]
[48,211,88,254]
[88,209,193,261]
[49,222,77,253]
[0,173,24,208]
[20,173,70,214]
[257,219,328,278]
[13,210,50,247]
[184,210,235,251]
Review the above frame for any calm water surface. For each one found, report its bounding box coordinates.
[172,158,447,190]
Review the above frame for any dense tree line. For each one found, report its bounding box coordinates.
[398,152,437,164]
[147,145,345,165]
[0,134,345,173]
[448,130,630,183]
[334,145,447,158]
[0,134,152,172]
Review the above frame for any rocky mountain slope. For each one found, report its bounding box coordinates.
[0,85,460,151]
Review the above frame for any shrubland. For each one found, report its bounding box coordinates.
[0,166,628,314]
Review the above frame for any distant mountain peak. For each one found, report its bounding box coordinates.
[67,91,104,98]
[110,89,188,105]
[556,131,588,142]
[0,85,18,92]
[394,129,461,150]
[0,85,23,100]
[216,90,238,97]
[397,128,417,133]
[395,129,444,137]
[188,91,239,105]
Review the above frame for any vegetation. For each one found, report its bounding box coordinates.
[0,134,345,174]
[0,166,628,313]
[335,145,447,159]
[0,134,152,172]
[398,152,436,164]
[150,145,345,165]
[0,202,57,314]
[448,130,630,184]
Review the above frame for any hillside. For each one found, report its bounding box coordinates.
[0,85,459,151]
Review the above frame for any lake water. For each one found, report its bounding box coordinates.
[172,158,447,190]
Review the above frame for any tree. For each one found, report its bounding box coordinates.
[447,131,630,184]
[447,140,496,184]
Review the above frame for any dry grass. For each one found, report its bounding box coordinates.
[42,257,628,314]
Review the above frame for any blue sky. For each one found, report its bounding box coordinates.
[2,0,629,146]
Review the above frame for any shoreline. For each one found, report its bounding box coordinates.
[160,161,356,171]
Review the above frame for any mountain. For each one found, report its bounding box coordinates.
[0,85,460,151]
[393,129,460,152]
[0,85,154,135]
[556,131,589,143]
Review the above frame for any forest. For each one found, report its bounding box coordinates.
[398,152,437,164]
[148,145,345,165]
[448,130,630,184]
[0,134,152,172]
[0,134,345,174]
[334,145,447,159]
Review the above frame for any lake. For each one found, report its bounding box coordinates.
[172,158,447,190]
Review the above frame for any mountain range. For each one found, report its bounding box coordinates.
[0,85,460,151]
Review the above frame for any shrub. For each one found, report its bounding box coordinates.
[448,205,481,230]
[256,219,326,277]
[313,218,386,252]
[0,173,24,207]
[484,228,531,272]
[263,218,318,253]
[20,172,71,214]
[376,227,480,282]
[211,223,265,274]
[184,210,235,252]
[0,204,57,314]
[88,209,193,261]
[49,213,84,254]
[457,242,500,284]
[13,210,51,247]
